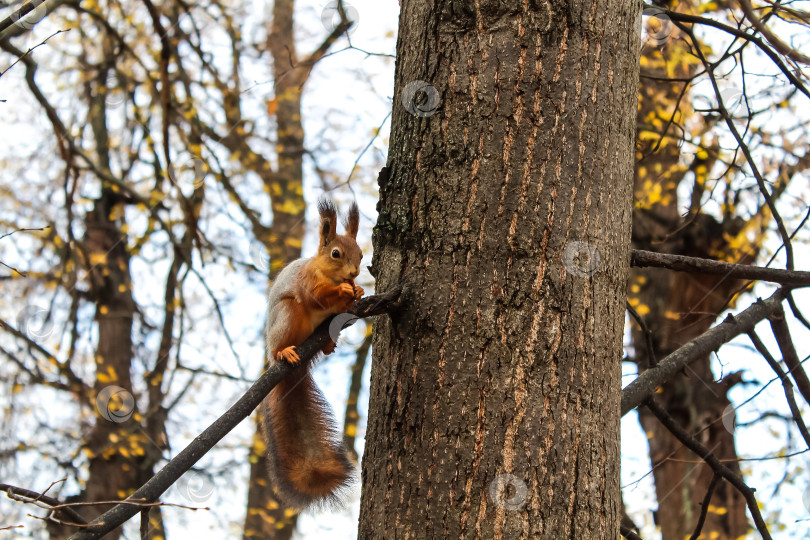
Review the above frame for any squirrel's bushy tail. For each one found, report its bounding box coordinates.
[261,369,353,509]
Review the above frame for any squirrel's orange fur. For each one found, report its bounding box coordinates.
[261,199,363,509]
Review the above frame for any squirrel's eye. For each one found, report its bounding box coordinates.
[331,249,340,258]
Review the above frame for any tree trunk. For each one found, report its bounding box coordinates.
[359,1,638,537]
[47,56,144,540]
[243,1,307,537]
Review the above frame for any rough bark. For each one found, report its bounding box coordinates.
[359,1,639,538]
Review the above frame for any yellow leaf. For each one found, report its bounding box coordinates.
[89,253,107,265]
[266,98,278,115]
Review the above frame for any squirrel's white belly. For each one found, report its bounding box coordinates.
[308,308,332,329]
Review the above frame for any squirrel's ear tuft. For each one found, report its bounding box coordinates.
[318,198,338,246]
[344,201,359,239]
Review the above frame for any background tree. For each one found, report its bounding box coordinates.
[627,2,810,538]
[0,0,390,538]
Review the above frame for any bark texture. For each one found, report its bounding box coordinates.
[360,1,639,538]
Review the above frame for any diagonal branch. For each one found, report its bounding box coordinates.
[67,288,402,539]
[748,331,810,450]
[769,306,810,406]
[0,0,71,41]
[737,0,810,65]
[621,288,787,416]
[645,398,772,540]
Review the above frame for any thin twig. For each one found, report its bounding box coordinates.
[645,398,772,540]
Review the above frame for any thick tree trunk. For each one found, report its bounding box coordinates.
[359,1,638,537]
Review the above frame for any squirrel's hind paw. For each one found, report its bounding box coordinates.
[276,346,300,364]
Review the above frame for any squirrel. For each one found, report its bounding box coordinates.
[261,198,364,510]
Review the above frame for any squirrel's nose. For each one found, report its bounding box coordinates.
[349,267,359,279]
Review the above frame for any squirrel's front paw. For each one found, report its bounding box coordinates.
[353,286,364,300]
[276,346,300,364]
[338,282,355,298]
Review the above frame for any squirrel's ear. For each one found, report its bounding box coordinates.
[318,198,337,246]
[344,201,359,239]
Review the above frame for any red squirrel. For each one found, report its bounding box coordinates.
[261,199,364,509]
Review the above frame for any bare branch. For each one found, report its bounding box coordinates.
[0,0,71,41]
[67,288,402,539]
[630,249,810,286]
[769,306,810,406]
[654,4,810,100]
[688,474,721,540]
[645,399,772,540]
[0,481,86,526]
[748,331,810,450]
[621,288,786,416]
[737,0,810,65]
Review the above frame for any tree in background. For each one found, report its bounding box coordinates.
[628,2,810,538]
[0,0,388,538]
